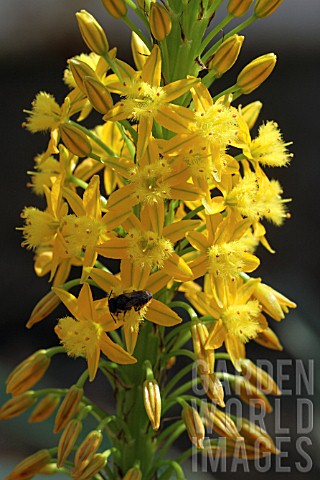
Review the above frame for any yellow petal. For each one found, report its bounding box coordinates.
[163,220,200,243]
[137,115,153,160]
[242,252,260,273]
[145,270,172,294]
[52,287,79,319]
[81,246,98,283]
[206,319,226,349]
[163,77,199,103]
[96,237,130,259]
[106,183,137,211]
[142,201,164,236]
[142,44,161,86]
[83,175,101,219]
[189,254,209,279]
[88,267,121,292]
[102,207,132,230]
[225,333,245,372]
[145,299,182,326]
[155,104,195,134]
[186,231,210,252]
[103,102,130,122]
[87,344,101,381]
[62,187,86,217]
[123,323,139,355]
[99,333,137,364]
[170,184,202,201]
[163,252,193,281]
[190,82,213,112]
[78,282,97,322]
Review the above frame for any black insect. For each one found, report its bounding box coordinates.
[108,290,153,322]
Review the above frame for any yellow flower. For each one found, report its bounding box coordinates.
[103,44,199,159]
[87,260,182,354]
[185,275,267,370]
[61,175,130,282]
[96,203,198,282]
[53,282,136,381]
[186,213,260,306]
[238,115,293,167]
[160,82,239,183]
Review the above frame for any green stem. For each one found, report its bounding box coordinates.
[168,301,198,322]
[181,204,204,220]
[162,362,194,398]
[203,14,257,63]
[157,460,186,480]
[158,423,186,460]
[200,14,233,57]
[122,15,151,50]
[126,0,150,31]
[212,84,240,102]
[176,446,194,464]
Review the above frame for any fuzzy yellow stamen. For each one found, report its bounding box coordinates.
[208,241,248,279]
[55,316,104,358]
[21,207,59,249]
[129,161,171,204]
[251,121,293,167]
[194,104,239,148]
[24,92,61,133]
[63,215,106,257]
[222,301,261,342]
[127,229,174,269]
[121,80,166,120]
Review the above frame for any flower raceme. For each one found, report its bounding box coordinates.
[5,1,298,478]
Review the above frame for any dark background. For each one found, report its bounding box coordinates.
[0,1,319,478]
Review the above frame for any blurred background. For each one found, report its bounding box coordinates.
[0,0,319,478]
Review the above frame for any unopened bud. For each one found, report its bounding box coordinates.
[0,391,35,420]
[6,449,51,480]
[254,282,296,321]
[74,452,108,480]
[182,404,205,449]
[228,0,254,17]
[59,123,92,157]
[240,358,281,395]
[208,34,244,77]
[76,10,109,55]
[54,385,83,433]
[149,3,172,41]
[200,373,225,407]
[131,32,150,71]
[254,326,283,350]
[74,430,103,473]
[191,321,215,375]
[241,101,263,130]
[68,58,97,94]
[143,379,161,431]
[136,0,152,13]
[237,53,277,94]
[28,393,60,423]
[101,0,127,18]
[254,0,284,18]
[57,419,83,467]
[237,417,279,454]
[123,466,143,480]
[83,76,113,114]
[231,376,273,412]
[6,350,50,396]
[202,403,241,440]
[26,290,61,328]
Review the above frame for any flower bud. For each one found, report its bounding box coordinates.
[143,379,161,431]
[191,321,215,375]
[83,76,113,114]
[74,452,108,480]
[57,419,83,467]
[231,376,273,412]
[239,358,281,395]
[237,417,279,454]
[241,101,263,130]
[182,404,205,449]
[6,449,51,480]
[76,10,109,55]
[0,391,35,420]
[200,373,225,407]
[54,385,84,433]
[26,290,61,328]
[236,53,277,94]
[28,393,60,423]
[254,326,283,350]
[59,123,92,157]
[254,282,296,321]
[254,0,284,18]
[149,3,172,41]
[136,0,152,13]
[68,58,97,94]
[131,32,150,71]
[202,403,241,440]
[6,350,50,396]
[123,466,143,480]
[208,34,244,77]
[74,430,103,473]
[101,0,127,18]
[228,0,254,17]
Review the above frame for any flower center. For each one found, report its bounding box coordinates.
[127,229,174,269]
